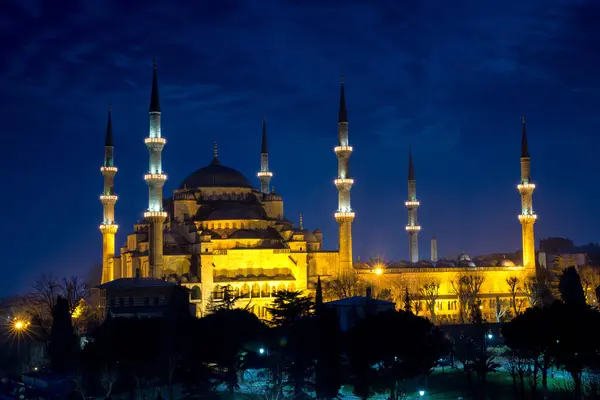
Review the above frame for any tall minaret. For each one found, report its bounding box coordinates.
[517,116,537,270]
[143,60,168,279]
[405,149,421,263]
[257,118,273,194]
[100,106,118,284]
[334,76,355,273]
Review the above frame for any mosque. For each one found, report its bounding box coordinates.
[99,62,537,321]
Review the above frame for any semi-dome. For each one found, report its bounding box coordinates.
[179,158,253,189]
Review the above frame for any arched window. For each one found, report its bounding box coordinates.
[251,283,260,298]
[277,283,286,293]
[261,283,270,297]
[191,286,201,300]
[287,283,296,292]
[240,284,250,298]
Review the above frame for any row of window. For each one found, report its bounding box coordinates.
[109,296,161,308]
[212,283,296,300]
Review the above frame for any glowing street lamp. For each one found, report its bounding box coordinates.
[418,389,425,397]
[374,267,383,275]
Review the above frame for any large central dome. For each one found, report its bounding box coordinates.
[179,158,254,189]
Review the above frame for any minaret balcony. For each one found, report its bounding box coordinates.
[99,223,119,233]
[405,225,421,232]
[334,145,353,153]
[144,137,167,145]
[517,183,535,191]
[518,214,537,222]
[144,173,167,182]
[100,166,118,173]
[405,200,420,207]
[334,178,354,189]
[144,211,168,219]
[257,171,273,178]
[100,195,118,203]
[334,211,355,220]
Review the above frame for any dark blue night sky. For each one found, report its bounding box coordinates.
[1,0,599,296]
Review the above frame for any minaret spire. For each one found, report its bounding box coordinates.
[105,104,114,147]
[517,116,536,270]
[100,105,119,283]
[334,76,355,274]
[338,76,347,124]
[144,60,168,279]
[521,116,529,158]
[257,117,273,194]
[150,59,160,113]
[405,147,421,263]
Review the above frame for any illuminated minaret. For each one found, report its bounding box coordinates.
[257,118,273,194]
[405,149,421,263]
[334,76,355,273]
[100,106,118,284]
[517,116,537,270]
[143,60,168,279]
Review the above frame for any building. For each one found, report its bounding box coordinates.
[96,275,189,319]
[99,63,350,318]
[99,62,538,322]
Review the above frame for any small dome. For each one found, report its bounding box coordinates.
[458,253,471,262]
[264,192,282,201]
[468,261,476,267]
[313,228,322,233]
[500,259,516,267]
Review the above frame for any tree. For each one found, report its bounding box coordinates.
[420,280,440,324]
[202,309,267,394]
[506,277,525,316]
[348,310,450,400]
[451,275,485,323]
[579,266,600,304]
[326,270,364,300]
[503,305,557,393]
[265,291,316,397]
[207,285,250,313]
[47,296,79,374]
[266,291,314,329]
[494,296,507,323]
[22,274,91,338]
[559,266,586,307]
[402,287,412,313]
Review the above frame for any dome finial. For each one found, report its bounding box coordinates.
[300,214,303,230]
[213,141,218,158]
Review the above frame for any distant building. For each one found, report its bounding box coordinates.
[96,275,188,318]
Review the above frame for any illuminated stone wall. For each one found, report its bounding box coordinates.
[358,266,533,323]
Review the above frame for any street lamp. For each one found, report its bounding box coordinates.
[418,389,425,397]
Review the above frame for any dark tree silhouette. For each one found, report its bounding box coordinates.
[559,266,586,307]
[48,295,79,374]
[348,310,450,400]
[315,278,341,399]
[266,290,314,329]
[502,305,557,393]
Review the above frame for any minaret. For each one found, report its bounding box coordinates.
[257,118,273,194]
[405,149,421,263]
[143,60,168,279]
[431,237,438,262]
[334,76,355,273]
[517,116,537,270]
[100,106,118,284]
